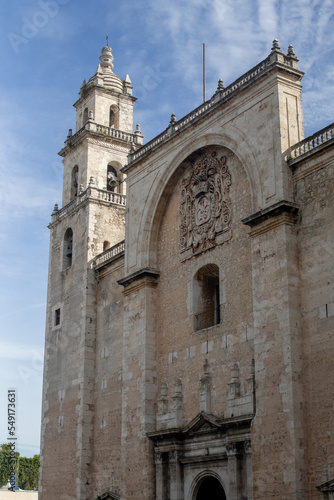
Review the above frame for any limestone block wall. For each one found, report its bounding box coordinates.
[119,274,158,500]
[294,149,334,498]
[155,145,254,424]
[41,207,94,500]
[249,216,304,499]
[90,257,125,498]
[41,199,125,500]
[87,201,125,258]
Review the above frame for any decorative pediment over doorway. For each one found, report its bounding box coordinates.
[148,411,253,500]
[317,478,334,498]
[180,151,232,259]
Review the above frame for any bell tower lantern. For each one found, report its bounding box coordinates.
[59,44,143,206]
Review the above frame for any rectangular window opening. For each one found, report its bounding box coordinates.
[55,308,61,326]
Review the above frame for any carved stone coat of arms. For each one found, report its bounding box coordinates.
[180,151,232,257]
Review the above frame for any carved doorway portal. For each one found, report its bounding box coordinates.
[195,476,226,500]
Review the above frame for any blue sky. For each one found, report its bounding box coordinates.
[0,0,333,458]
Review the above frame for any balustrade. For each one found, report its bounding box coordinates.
[51,187,126,222]
[95,240,125,267]
[129,56,273,164]
[290,123,334,159]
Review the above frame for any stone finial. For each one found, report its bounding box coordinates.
[135,124,142,135]
[231,362,239,379]
[80,79,86,89]
[88,110,94,121]
[124,74,132,84]
[66,129,72,141]
[160,382,168,398]
[228,362,240,399]
[217,78,224,91]
[172,379,183,426]
[246,359,255,394]
[286,44,299,68]
[200,360,211,412]
[89,176,95,185]
[52,203,59,214]
[157,382,168,416]
[79,184,84,194]
[130,142,136,154]
[170,113,176,125]
[123,74,133,95]
[174,379,182,395]
[100,45,114,72]
[271,39,282,51]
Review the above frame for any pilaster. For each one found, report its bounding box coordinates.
[169,450,183,500]
[243,201,304,499]
[118,269,159,500]
[226,443,238,500]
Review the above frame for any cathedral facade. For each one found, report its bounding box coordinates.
[40,41,334,500]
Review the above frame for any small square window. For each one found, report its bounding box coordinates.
[55,308,61,326]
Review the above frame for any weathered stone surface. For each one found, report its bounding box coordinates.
[40,42,334,500]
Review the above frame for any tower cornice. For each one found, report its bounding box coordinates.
[58,121,142,157]
[73,84,137,109]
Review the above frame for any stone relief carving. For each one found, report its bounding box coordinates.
[180,151,232,257]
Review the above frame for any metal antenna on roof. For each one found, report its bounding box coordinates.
[203,43,206,103]
[106,35,109,46]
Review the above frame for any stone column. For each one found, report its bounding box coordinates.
[169,450,183,500]
[227,443,238,500]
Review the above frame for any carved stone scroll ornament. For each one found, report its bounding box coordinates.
[180,152,232,256]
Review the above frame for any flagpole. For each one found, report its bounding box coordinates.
[203,43,206,103]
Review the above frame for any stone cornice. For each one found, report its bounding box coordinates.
[242,200,299,234]
[147,412,253,442]
[58,122,138,157]
[118,267,160,293]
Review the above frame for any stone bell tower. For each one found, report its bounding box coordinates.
[39,45,142,500]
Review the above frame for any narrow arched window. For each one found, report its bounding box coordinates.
[83,107,88,126]
[109,109,115,127]
[193,264,220,331]
[71,165,79,199]
[107,164,118,192]
[109,105,119,128]
[63,228,73,269]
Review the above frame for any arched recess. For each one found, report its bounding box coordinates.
[63,228,73,269]
[71,165,79,199]
[109,105,119,128]
[83,107,88,126]
[189,471,226,500]
[106,161,126,194]
[133,131,261,273]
